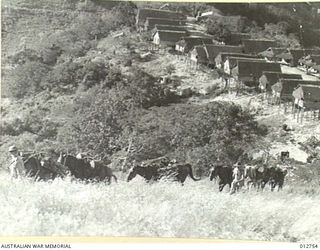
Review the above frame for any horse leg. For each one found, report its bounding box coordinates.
[246,180,253,191]
[219,182,225,192]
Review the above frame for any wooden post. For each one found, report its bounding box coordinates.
[284,102,287,114]
[300,108,304,124]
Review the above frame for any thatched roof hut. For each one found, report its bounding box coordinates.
[260,71,302,91]
[153,30,187,47]
[204,45,243,65]
[242,39,277,55]
[276,79,320,101]
[189,46,208,64]
[289,49,320,66]
[215,52,257,68]
[226,33,251,46]
[259,47,288,60]
[136,8,186,27]
[292,84,320,109]
[176,37,214,54]
[145,18,186,30]
[153,25,190,32]
[235,60,281,83]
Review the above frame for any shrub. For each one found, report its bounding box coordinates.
[111,1,137,27]
[45,60,109,92]
[293,160,320,187]
[126,68,180,109]
[206,17,231,42]
[7,49,42,65]
[7,61,50,99]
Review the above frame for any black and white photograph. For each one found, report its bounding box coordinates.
[1,0,320,244]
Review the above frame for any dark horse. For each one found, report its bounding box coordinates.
[269,166,288,191]
[244,165,287,191]
[127,163,200,184]
[209,164,233,192]
[58,153,117,183]
[21,153,59,181]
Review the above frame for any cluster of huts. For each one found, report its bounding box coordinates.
[136,8,320,117]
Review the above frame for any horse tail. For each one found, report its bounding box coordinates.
[187,164,200,181]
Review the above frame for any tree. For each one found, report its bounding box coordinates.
[7,61,50,99]
[206,17,232,42]
[7,49,42,65]
[111,1,137,27]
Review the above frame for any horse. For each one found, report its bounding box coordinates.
[57,153,117,183]
[21,153,41,178]
[39,157,68,181]
[21,153,59,181]
[127,163,200,184]
[269,166,288,191]
[209,164,233,192]
[243,165,271,190]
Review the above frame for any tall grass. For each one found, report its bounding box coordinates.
[0,172,319,242]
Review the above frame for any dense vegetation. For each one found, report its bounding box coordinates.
[0,174,319,241]
[1,0,273,174]
[0,0,318,172]
[1,0,320,242]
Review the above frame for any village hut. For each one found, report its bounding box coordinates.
[215,52,257,69]
[242,39,277,55]
[225,33,251,46]
[259,47,288,61]
[153,30,187,47]
[235,60,281,84]
[289,49,320,66]
[293,84,320,110]
[145,18,187,31]
[224,57,265,75]
[259,71,302,91]
[299,54,320,68]
[151,25,190,40]
[153,25,189,32]
[136,8,186,30]
[186,31,214,38]
[189,45,208,64]
[175,37,213,54]
[204,44,244,66]
[274,79,320,101]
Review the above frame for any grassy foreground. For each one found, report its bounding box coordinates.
[0,172,319,242]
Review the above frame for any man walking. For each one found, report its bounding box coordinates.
[230,162,244,195]
[8,145,25,179]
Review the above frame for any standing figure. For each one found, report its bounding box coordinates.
[230,162,244,194]
[8,145,25,179]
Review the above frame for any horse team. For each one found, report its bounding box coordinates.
[17,151,288,193]
[209,163,288,193]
